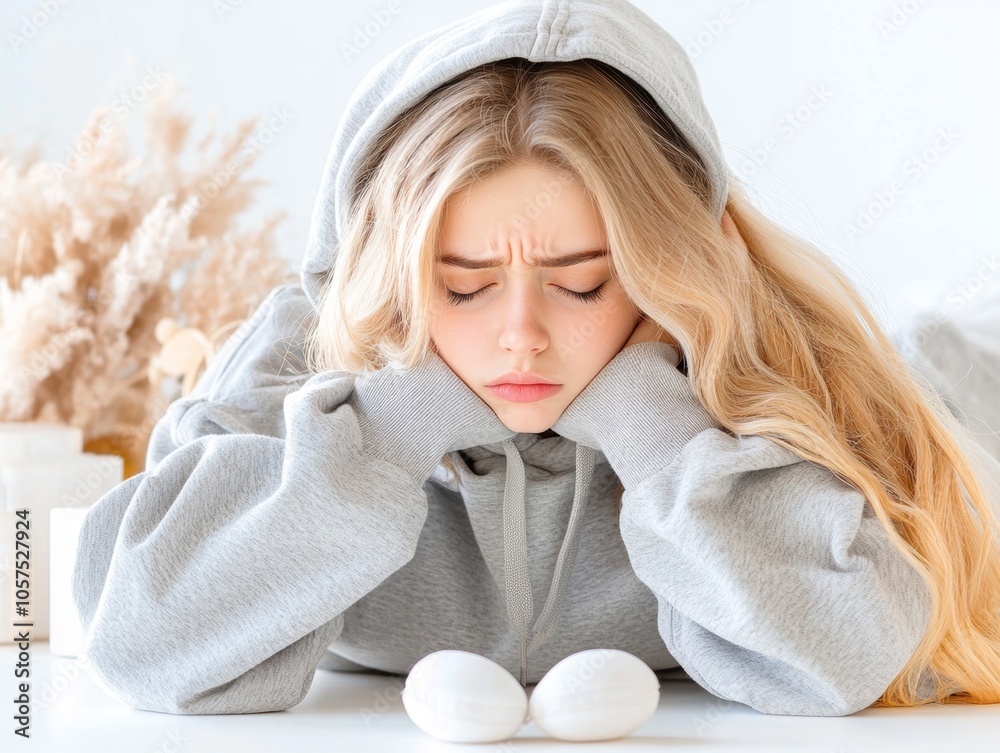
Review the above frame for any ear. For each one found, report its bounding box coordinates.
[721,209,749,253]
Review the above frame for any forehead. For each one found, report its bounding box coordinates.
[438,164,608,268]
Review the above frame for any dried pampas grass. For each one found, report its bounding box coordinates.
[0,75,298,473]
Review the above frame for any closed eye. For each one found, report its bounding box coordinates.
[446,282,607,306]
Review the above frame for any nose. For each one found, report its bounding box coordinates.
[496,282,549,356]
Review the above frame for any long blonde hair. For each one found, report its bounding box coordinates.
[304,56,1000,708]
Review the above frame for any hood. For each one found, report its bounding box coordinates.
[298,0,718,688]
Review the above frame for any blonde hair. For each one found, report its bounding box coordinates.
[303,57,1000,708]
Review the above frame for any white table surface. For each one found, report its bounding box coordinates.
[5,641,1000,752]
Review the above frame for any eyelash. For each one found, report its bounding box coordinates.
[446,283,607,306]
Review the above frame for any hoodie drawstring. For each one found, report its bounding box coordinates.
[500,438,596,688]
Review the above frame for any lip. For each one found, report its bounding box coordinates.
[488,383,562,403]
[487,371,559,386]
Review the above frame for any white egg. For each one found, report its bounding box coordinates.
[527,649,661,742]
[401,650,529,743]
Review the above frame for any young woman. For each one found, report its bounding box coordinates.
[73,0,1000,719]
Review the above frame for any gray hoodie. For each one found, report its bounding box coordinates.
[73,0,949,718]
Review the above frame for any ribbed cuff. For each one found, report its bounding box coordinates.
[551,342,722,488]
[347,353,517,484]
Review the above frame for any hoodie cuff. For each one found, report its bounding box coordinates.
[551,342,722,489]
[347,353,517,485]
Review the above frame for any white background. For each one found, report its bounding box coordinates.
[2,0,998,335]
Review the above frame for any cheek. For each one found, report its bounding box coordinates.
[571,294,637,348]
[429,309,479,356]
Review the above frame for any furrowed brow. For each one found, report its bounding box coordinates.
[437,249,609,269]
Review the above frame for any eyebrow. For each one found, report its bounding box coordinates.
[437,249,609,269]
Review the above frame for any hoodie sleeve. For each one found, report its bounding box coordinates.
[72,327,516,715]
[143,283,316,472]
[551,341,933,717]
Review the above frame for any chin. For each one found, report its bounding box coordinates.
[499,416,557,435]
[485,395,565,436]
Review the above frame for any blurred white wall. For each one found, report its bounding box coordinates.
[2,0,998,335]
